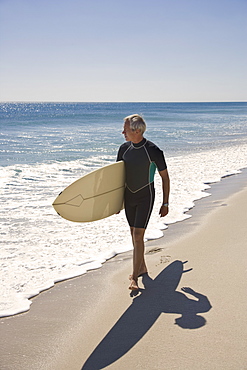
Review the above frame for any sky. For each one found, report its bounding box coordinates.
[0,0,246,102]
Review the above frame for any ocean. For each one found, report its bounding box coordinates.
[1,102,247,317]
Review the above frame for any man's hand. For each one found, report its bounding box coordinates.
[159,204,169,217]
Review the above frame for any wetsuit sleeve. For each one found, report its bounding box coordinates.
[148,143,167,171]
[155,150,167,171]
[116,145,124,161]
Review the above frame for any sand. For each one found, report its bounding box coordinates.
[1,170,247,370]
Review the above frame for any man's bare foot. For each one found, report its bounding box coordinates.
[129,269,147,281]
[129,278,139,290]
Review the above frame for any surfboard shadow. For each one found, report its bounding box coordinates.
[81,260,212,370]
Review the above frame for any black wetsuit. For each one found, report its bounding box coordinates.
[117,138,167,229]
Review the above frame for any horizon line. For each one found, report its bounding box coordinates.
[1,100,246,104]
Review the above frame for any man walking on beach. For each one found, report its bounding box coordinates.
[117,114,170,290]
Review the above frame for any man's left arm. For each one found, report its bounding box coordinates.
[158,169,170,217]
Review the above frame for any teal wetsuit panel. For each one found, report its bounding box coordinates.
[149,162,157,183]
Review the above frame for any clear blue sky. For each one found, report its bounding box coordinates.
[0,0,246,102]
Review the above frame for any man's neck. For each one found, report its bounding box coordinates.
[131,136,144,144]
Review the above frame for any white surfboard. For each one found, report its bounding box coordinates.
[52,161,125,222]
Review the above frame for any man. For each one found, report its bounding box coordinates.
[117,114,170,290]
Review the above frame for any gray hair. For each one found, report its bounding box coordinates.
[124,114,146,134]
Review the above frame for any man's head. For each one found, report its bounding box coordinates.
[124,114,146,134]
[122,114,146,142]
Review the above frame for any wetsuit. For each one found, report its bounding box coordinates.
[117,138,167,229]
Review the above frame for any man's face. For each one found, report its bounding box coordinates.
[122,121,136,142]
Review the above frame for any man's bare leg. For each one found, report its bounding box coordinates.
[129,227,147,290]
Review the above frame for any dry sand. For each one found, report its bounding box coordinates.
[1,170,247,370]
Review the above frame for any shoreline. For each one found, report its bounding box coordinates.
[1,168,247,369]
[2,166,246,319]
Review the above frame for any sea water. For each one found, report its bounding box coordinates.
[1,102,247,317]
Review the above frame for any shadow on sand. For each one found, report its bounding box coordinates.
[82,260,212,369]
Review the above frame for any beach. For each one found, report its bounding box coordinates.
[1,102,247,318]
[1,169,247,370]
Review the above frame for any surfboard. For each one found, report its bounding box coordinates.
[52,161,125,222]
